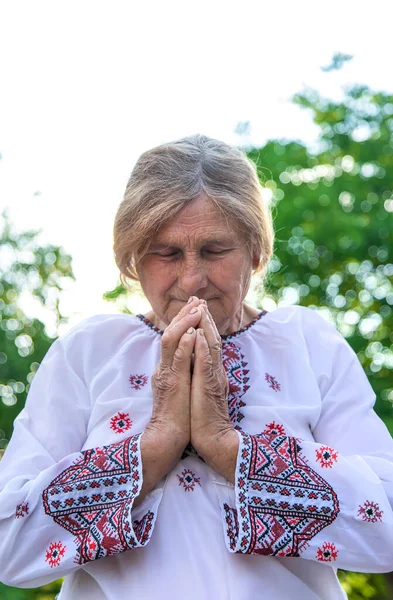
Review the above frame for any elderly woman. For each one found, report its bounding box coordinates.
[1,135,393,600]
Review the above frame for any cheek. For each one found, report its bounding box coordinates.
[210,268,248,305]
[218,256,251,288]
[140,261,176,295]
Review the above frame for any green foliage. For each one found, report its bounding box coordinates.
[321,52,353,72]
[338,571,389,599]
[2,78,393,598]
[0,208,73,595]
[249,83,393,598]
[0,208,75,443]
[0,580,62,599]
[247,84,393,434]
[101,81,393,599]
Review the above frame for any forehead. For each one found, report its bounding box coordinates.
[155,195,243,244]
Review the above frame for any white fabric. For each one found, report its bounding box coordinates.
[1,305,393,600]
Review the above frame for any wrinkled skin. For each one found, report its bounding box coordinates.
[138,194,259,475]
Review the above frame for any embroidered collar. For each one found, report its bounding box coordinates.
[135,310,268,341]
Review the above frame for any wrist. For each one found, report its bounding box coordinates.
[143,423,188,466]
[197,428,239,484]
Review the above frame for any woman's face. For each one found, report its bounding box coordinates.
[136,194,258,334]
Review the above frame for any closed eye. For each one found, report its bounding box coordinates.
[150,248,232,258]
[153,251,179,257]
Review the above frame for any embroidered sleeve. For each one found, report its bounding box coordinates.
[217,429,393,572]
[0,322,163,588]
[42,433,156,565]
[215,310,393,573]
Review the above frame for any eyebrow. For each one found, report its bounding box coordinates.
[148,239,236,251]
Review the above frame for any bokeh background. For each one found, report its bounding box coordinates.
[1,1,393,598]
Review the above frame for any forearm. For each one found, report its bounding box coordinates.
[134,427,187,507]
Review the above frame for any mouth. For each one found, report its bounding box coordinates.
[174,297,217,303]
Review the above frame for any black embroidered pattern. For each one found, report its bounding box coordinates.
[222,341,250,428]
[136,314,163,335]
[42,434,154,564]
[136,310,268,341]
[224,432,340,556]
[220,311,268,341]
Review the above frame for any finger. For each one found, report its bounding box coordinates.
[202,303,220,337]
[160,305,202,368]
[171,327,197,374]
[193,328,212,377]
[163,296,199,332]
[198,305,222,367]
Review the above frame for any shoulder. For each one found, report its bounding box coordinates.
[261,304,357,360]
[60,313,139,343]
[260,305,359,394]
[262,304,333,329]
[52,313,149,369]
[263,304,341,335]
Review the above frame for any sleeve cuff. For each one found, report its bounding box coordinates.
[218,430,339,556]
[42,433,163,564]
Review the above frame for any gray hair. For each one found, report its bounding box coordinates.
[113,134,275,290]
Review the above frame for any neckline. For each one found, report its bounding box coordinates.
[135,310,268,342]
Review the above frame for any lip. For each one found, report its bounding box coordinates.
[173,297,217,302]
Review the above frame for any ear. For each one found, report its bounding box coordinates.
[252,249,260,271]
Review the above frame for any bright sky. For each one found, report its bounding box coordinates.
[1,0,392,336]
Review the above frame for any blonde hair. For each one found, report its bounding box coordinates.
[113,134,275,291]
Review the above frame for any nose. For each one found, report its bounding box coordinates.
[177,259,209,296]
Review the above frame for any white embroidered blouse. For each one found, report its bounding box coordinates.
[1,305,393,600]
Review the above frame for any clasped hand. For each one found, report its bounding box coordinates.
[148,296,238,479]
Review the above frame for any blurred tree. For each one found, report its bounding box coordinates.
[247,83,393,433]
[252,82,393,599]
[103,82,393,599]
[0,580,63,599]
[0,208,75,444]
[2,78,393,599]
[321,51,353,72]
[0,208,73,596]
[338,571,388,599]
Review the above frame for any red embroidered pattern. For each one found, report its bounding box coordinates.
[265,373,281,392]
[42,434,154,565]
[224,432,339,556]
[263,422,286,437]
[136,314,163,335]
[137,311,268,341]
[220,311,268,341]
[15,502,29,518]
[222,341,249,428]
[358,500,383,523]
[223,504,239,550]
[177,468,201,491]
[45,541,66,568]
[129,374,148,390]
[316,541,338,562]
[133,512,155,544]
[110,411,133,434]
[315,446,338,468]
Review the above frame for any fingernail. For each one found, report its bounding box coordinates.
[187,296,194,304]
[189,307,199,314]
[198,328,204,336]
[187,327,195,334]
